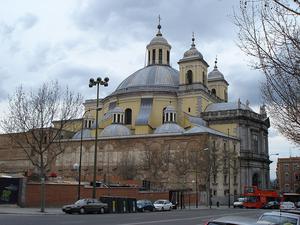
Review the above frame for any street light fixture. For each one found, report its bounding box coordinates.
[76,108,99,200]
[89,77,109,198]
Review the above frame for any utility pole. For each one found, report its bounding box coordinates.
[228,128,231,208]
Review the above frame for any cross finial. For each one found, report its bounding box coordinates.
[191,32,195,47]
[156,15,162,36]
[214,55,218,69]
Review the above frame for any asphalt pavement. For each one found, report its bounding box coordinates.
[0,205,268,225]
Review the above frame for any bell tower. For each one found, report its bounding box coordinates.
[178,34,209,90]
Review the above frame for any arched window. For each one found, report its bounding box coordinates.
[125,108,132,125]
[186,70,193,84]
[152,49,156,64]
[211,89,216,95]
[162,107,167,123]
[167,51,170,64]
[159,49,162,64]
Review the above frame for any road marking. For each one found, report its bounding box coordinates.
[113,210,262,225]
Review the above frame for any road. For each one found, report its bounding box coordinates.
[0,208,268,225]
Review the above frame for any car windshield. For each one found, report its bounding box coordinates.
[74,199,87,205]
[155,200,165,204]
[259,215,297,225]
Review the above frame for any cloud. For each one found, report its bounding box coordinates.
[17,13,38,30]
[71,0,239,51]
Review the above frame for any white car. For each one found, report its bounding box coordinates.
[280,201,296,210]
[233,197,246,208]
[153,199,173,211]
[258,211,300,225]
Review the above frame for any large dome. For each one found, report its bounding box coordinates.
[114,65,179,94]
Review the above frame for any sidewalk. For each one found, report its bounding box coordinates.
[0,205,63,215]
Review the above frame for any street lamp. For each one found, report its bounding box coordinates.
[76,108,99,200]
[203,147,210,208]
[89,77,109,198]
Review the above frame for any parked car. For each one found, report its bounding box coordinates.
[153,199,173,211]
[137,200,155,212]
[280,201,297,210]
[62,198,108,214]
[262,201,280,209]
[204,216,274,225]
[258,211,300,225]
[233,197,246,208]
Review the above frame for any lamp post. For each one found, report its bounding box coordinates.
[77,108,96,200]
[227,129,231,208]
[203,147,210,208]
[89,77,109,198]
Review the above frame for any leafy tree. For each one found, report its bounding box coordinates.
[1,81,82,212]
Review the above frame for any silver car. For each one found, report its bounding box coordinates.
[258,211,300,225]
[205,216,274,225]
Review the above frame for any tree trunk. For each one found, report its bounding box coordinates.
[40,155,45,212]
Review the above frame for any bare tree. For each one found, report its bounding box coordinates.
[139,143,170,190]
[1,81,82,212]
[117,151,137,180]
[234,0,300,145]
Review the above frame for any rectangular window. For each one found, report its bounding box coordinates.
[294,164,299,171]
[167,50,170,64]
[284,164,289,171]
[285,172,289,182]
[213,174,217,183]
[234,175,237,185]
[159,49,162,64]
[251,132,259,153]
[152,49,156,64]
[213,190,217,196]
[148,50,150,65]
[224,175,228,185]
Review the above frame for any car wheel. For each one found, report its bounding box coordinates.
[99,207,105,214]
[79,207,85,214]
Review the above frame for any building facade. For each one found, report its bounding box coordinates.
[0,22,271,204]
[277,157,300,193]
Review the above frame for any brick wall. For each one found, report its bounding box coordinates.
[25,183,197,207]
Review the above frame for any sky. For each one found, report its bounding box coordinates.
[0,0,298,179]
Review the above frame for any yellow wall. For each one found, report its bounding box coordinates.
[208,80,228,102]
[179,61,208,86]
[209,123,238,137]
[149,96,177,128]
[135,125,152,135]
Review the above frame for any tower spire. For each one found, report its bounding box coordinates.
[214,56,218,69]
[156,15,162,36]
[191,32,195,48]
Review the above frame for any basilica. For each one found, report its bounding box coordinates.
[0,22,271,204]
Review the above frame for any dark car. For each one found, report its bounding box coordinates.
[62,198,108,214]
[262,201,280,209]
[136,200,155,212]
